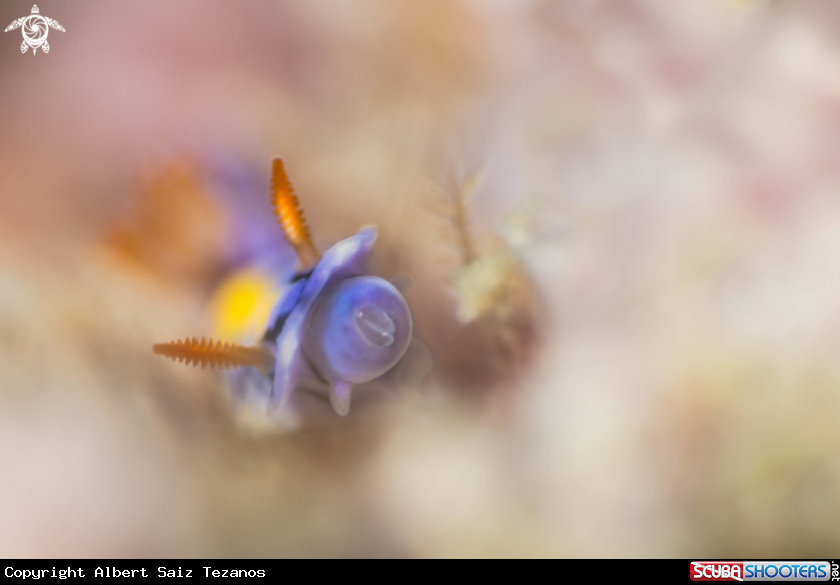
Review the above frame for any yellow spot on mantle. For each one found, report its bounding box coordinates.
[210,269,281,344]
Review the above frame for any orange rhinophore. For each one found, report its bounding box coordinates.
[271,159,322,270]
[153,337,275,372]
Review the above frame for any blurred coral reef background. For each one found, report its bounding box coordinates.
[1,0,839,557]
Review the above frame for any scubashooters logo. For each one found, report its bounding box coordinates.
[5,5,64,54]
[691,561,833,581]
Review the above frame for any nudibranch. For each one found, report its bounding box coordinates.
[154,160,413,417]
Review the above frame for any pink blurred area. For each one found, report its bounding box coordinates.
[1,0,840,558]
